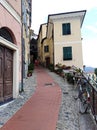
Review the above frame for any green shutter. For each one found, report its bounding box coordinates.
[63,47,72,60]
[62,23,71,35]
[62,24,66,35]
[67,23,71,34]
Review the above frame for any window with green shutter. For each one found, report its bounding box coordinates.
[63,47,72,60]
[62,23,71,35]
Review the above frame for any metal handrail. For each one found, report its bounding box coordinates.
[72,65,97,92]
[71,66,97,123]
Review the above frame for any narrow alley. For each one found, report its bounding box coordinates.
[0,66,97,130]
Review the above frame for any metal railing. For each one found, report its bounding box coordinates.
[72,66,97,123]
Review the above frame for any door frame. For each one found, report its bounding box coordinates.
[0,36,19,98]
[45,57,50,68]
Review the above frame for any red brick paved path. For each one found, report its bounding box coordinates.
[1,66,62,130]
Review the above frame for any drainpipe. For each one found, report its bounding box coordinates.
[21,0,24,92]
[52,23,55,69]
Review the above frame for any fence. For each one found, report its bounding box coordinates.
[83,71,97,122]
[72,66,97,123]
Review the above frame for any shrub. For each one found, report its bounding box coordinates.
[66,73,74,84]
[48,64,54,72]
[27,63,34,77]
[55,68,63,74]
[28,63,34,70]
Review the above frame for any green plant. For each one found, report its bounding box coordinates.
[27,63,34,77]
[66,73,74,84]
[28,69,33,73]
[48,64,54,71]
[28,63,34,70]
[56,68,63,74]
[27,69,33,77]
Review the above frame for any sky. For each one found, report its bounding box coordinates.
[31,0,97,68]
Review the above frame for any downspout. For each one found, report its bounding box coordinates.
[52,23,55,69]
[20,0,24,92]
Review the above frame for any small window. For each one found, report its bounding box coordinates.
[62,23,71,35]
[63,47,72,60]
[0,27,13,43]
[44,45,49,52]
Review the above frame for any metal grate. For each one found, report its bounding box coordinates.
[44,82,55,87]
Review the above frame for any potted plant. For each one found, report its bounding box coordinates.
[27,70,33,77]
[27,63,34,77]
[48,64,54,72]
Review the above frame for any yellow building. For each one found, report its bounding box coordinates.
[38,10,86,69]
[22,0,32,81]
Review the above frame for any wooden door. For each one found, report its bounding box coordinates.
[0,45,13,103]
[45,57,50,68]
[0,46,4,102]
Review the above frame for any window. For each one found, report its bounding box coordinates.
[63,47,72,60]
[0,27,13,43]
[44,45,49,52]
[62,23,71,35]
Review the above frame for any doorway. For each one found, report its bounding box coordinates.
[0,45,13,103]
[45,57,50,68]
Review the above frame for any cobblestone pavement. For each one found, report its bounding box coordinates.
[0,71,37,128]
[48,71,80,130]
[47,70,97,130]
[0,68,97,130]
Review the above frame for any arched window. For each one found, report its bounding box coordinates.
[0,27,14,43]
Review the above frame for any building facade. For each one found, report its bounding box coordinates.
[0,0,32,103]
[0,0,21,102]
[37,23,48,66]
[38,10,86,69]
[22,0,32,86]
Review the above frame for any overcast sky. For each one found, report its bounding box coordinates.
[31,0,97,68]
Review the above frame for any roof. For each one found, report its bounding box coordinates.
[48,10,86,27]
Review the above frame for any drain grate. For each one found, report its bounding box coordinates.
[45,82,55,87]
[63,91,68,94]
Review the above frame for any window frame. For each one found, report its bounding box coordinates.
[63,46,72,60]
[44,45,49,52]
[62,23,71,35]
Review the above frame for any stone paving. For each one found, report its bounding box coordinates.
[48,70,97,130]
[0,68,97,130]
[0,71,37,128]
[48,71,80,130]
